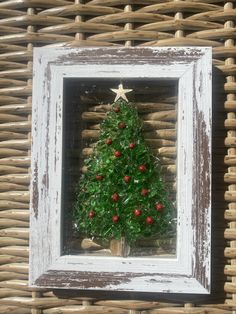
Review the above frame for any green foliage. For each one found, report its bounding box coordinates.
[73,99,175,243]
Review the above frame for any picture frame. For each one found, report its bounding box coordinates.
[30,47,212,294]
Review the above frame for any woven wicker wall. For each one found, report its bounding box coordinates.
[0,0,235,313]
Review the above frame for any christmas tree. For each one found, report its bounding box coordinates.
[73,84,174,244]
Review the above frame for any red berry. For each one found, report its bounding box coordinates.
[96,175,104,181]
[156,203,164,211]
[124,175,131,183]
[112,215,119,223]
[114,151,121,157]
[141,188,149,196]
[112,193,120,202]
[88,211,95,219]
[139,165,146,172]
[114,107,120,113]
[146,216,154,225]
[134,209,142,216]
[105,138,112,145]
[118,122,126,129]
[129,143,136,149]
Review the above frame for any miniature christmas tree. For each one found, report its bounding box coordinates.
[73,84,174,245]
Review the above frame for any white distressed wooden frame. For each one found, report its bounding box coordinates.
[30,47,212,294]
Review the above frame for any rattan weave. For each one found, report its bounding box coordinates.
[0,0,234,313]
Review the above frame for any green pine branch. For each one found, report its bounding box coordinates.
[73,99,175,243]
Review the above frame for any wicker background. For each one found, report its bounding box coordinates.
[0,0,235,313]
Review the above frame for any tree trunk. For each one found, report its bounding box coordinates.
[110,237,130,257]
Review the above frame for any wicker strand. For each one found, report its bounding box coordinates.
[174,0,184,39]
[223,2,236,309]
[75,0,84,42]
[0,0,32,307]
[124,4,132,47]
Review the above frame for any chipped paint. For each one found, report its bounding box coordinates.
[56,47,206,66]
[192,110,211,292]
[32,161,39,218]
[30,47,211,294]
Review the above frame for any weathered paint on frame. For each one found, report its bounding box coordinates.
[30,47,212,294]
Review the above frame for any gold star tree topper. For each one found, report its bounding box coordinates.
[111,83,133,102]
